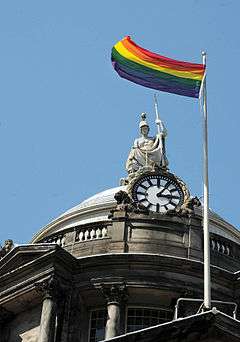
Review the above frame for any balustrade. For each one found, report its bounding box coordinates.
[44,234,66,247]
[76,226,108,242]
[211,238,231,256]
[42,225,109,247]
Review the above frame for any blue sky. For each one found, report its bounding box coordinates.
[0,0,239,244]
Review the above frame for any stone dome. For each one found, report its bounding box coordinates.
[31,186,124,243]
[61,186,126,217]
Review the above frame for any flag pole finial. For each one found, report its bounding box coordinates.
[202,51,207,66]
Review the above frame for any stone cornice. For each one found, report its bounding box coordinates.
[0,246,75,306]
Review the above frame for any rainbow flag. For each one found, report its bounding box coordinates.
[111,36,205,98]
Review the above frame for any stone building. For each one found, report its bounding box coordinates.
[1,113,240,342]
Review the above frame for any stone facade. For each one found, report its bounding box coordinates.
[0,205,240,341]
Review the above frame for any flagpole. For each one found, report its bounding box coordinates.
[201,51,211,310]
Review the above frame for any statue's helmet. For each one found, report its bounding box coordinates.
[139,112,149,129]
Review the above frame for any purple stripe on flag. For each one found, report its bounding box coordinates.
[114,63,199,98]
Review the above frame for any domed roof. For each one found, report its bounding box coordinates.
[31,186,124,243]
[61,186,126,217]
[31,185,240,245]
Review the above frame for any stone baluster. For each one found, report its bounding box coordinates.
[90,228,96,239]
[35,277,61,342]
[61,235,66,247]
[96,228,101,239]
[78,231,84,241]
[84,229,90,240]
[97,283,127,340]
[102,227,108,238]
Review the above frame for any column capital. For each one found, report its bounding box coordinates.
[35,276,63,300]
[94,280,128,305]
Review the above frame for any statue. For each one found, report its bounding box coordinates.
[108,190,149,218]
[126,113,168,174]
[0,239,14,259]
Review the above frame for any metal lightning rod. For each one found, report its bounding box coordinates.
[201,51,211,310]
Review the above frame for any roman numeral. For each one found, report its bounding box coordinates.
[156,203,160,212]
[137,191,146,196]
[165,181,171,189]
[139,184,147,190]
[157,178,161,188]
[147,179,153,186]
[169,201,177,207]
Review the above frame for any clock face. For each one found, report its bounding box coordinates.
[132,174,184,213]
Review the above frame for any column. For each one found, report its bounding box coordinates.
[98,283,127,340]
[106,301,120,340]
[35,277,60,342]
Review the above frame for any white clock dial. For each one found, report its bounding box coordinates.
[132,174,184,213]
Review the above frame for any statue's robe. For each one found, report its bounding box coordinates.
[126,134,166,173]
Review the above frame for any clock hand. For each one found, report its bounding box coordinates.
[156,194,179,199]
[163,194,179,199]
[156,189,169,198]
[156,188,167,197]
[169,195,180,199]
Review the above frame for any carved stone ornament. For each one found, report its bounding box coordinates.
[0,306,13,324]
[102,284,128,305]
[35,277,62,300]
[180,196,201,216]
[0,239,14,259]
[109,190,149,217]
[167,196,201,218]
[95,282,128,305]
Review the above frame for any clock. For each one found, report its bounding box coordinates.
[132,173,185,213]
